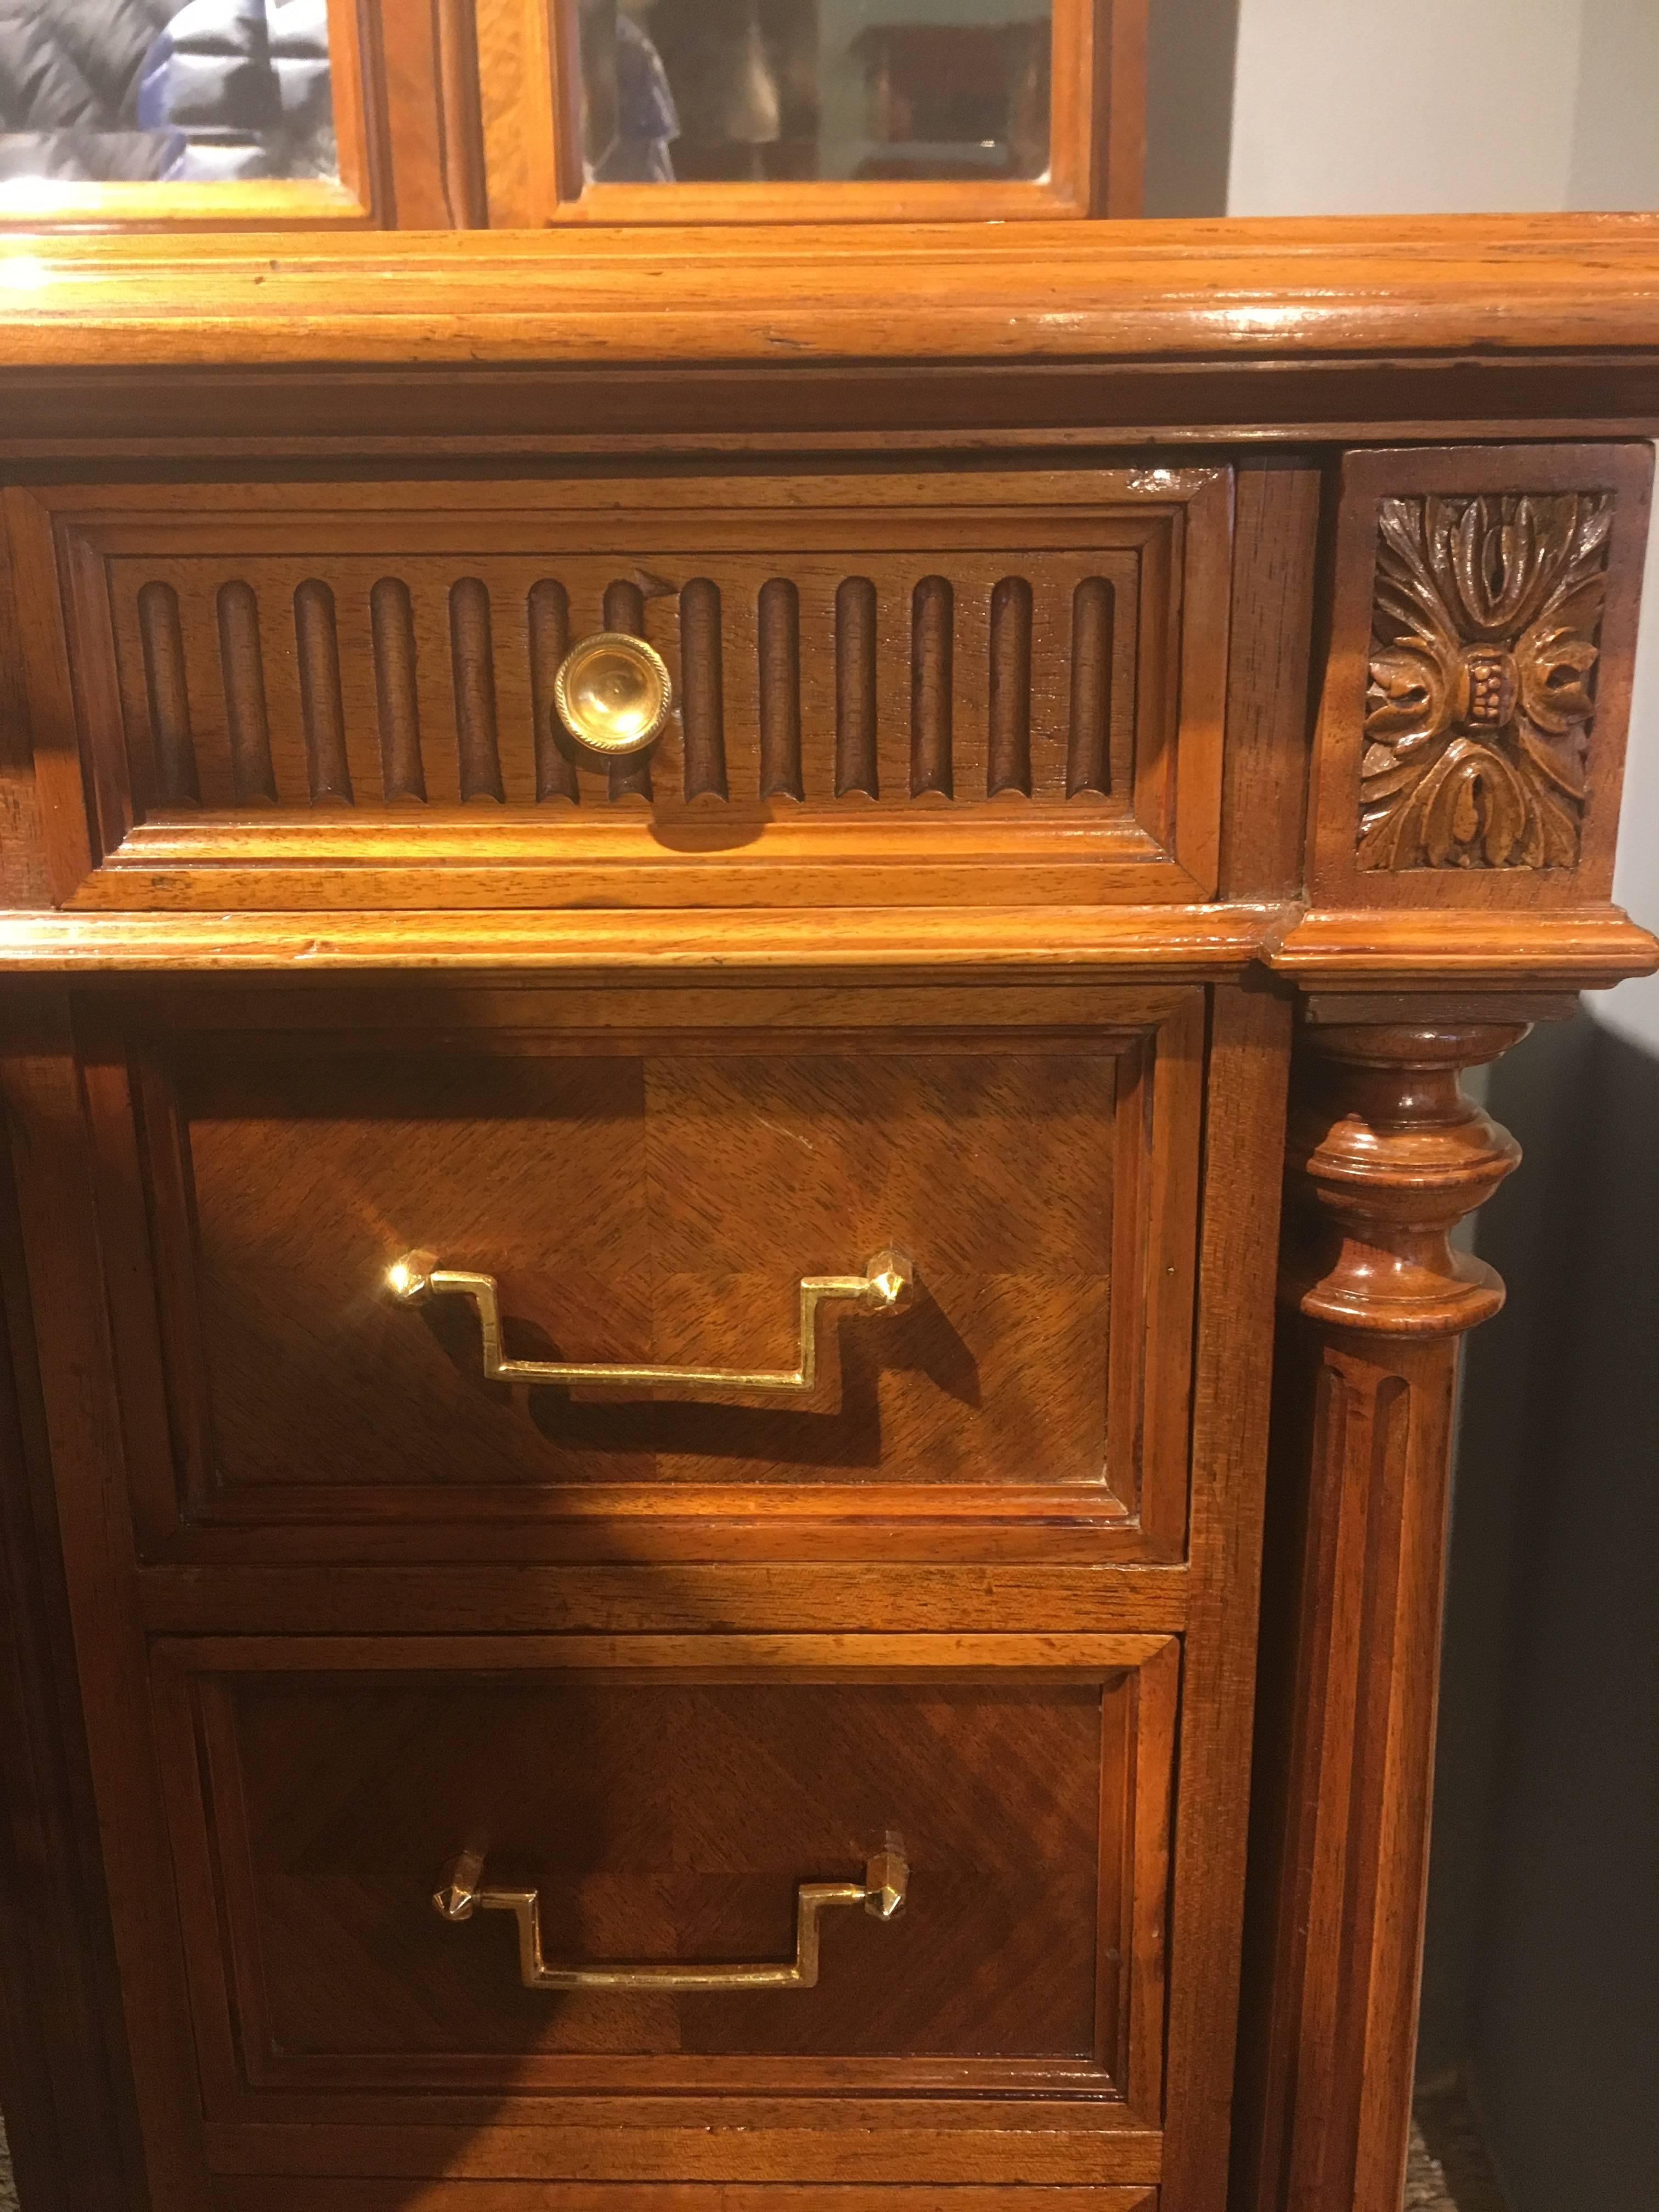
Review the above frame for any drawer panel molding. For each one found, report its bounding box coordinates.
[5,469,1231,911]
[78,980,1203,1565]
[149,1632,1177,2180]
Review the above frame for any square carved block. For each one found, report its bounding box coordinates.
[1307,442,1654,910]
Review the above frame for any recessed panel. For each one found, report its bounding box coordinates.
[187,1047,1113,1492]
[8,471,1231,909]
[80,984,1201,1556]
[149,1635,1175,2116]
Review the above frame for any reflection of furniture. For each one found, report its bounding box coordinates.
[853,20,1051,179]
[0,216,1657,2212]
[642,0,819,184]
[540,0,1141,218]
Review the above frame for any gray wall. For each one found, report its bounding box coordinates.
[1143,0,1238,217]
[1440,1022,1659,2208]
[1226,0,1590,215]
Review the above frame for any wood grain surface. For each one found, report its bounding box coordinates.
[3,469,1229,913]
[3,217,1659,370]
[73,980,1199,1560]
[1307,443,1654,912]
[1,202,1656,2212]
[146,1638,1173,2099]
[1236,1020,1529,2212]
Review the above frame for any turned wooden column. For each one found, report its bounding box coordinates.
[1233,1018,1528,2212]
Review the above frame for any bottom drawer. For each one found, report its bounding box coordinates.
[147,1634,1177,2190]
[212,2191,1159,2211]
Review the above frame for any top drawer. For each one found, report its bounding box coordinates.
[7,467,1229,912]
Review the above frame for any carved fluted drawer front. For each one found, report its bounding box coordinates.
[82,981,1201,1562]
[151,1634,1175,2186]
[5,467,1231,911]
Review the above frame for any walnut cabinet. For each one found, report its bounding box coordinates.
[0,219,1656,2212]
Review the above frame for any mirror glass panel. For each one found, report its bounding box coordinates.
[577,0,1053,187]
[0,0,337,185]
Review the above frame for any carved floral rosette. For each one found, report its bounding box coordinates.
[1359,491,1612,870]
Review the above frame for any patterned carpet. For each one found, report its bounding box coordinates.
[1410,2076,1511,2212]
[1410,2120,1464,2209]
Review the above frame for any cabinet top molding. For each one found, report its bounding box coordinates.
[5,215,1659,374]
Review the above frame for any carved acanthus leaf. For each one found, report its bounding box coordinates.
[1358,492,1612,870]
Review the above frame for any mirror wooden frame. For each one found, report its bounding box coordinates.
[0,0,402,231]
[0,0,1146,233]
[0,0,522,234]
[482,0,1148,227]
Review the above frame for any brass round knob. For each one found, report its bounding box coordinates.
[554,631,673,757]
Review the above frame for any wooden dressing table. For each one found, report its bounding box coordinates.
[1,13,1656,2209]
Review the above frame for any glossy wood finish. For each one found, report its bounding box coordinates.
[0,902,1280,974]
[532,0,1145,228]
[4,468,1229,914]
[0,979,1274,2207]
[1235,1019,1530,2212]
[75,981,1200,1561]
[209,2192,1158,2211]
[1307,443,1654,913]
[0,1102,143,2212]
[150,1639,1173,2119]
[1,217,1658,2212]
[5,217,1659,371]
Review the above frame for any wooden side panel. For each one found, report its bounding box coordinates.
[0,1036,146,2210]
[1158,979,1293,2209]
[1217,459,1322,902]
[0,997,210,2210]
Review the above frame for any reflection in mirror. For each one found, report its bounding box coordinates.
[0,0,336,185]
[578,0,1052,187]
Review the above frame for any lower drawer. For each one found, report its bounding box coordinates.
[146,1634,1176,2190]
[211,2191,1159,2211]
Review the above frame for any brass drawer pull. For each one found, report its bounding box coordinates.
[386,1246,916,1397]
[433,1844,908,1992]
[554,630,674,756]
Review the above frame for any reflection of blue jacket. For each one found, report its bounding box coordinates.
[0,0,183,178]
[593,14,678,184]
[136,0,332,178]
